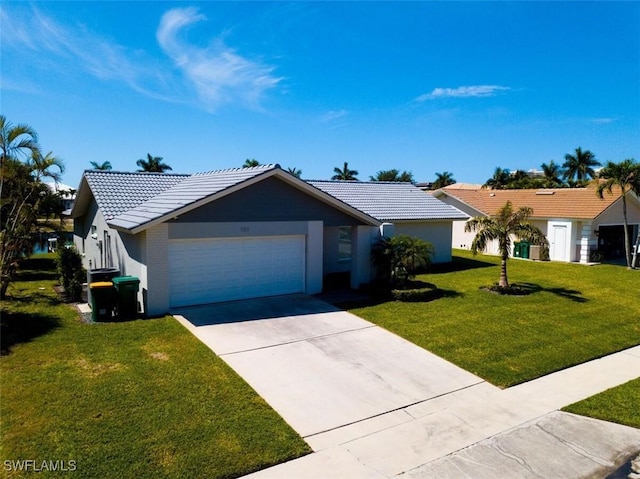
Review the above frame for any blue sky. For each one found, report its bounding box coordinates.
[2,1,639,188]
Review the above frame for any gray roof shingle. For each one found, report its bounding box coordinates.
[307,180,468,221]
[83,170,189,220]
[108,165,279,231]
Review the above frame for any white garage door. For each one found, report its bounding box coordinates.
[168,236,305,307]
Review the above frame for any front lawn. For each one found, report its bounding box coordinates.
[563,378,640,429]
[0,256,310,478]
[351,250,640,387]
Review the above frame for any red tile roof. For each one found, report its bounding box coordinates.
[437,184,624,219]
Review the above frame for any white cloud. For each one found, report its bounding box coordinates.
[590,117,616,124]
[319,109,348,122]
[416,85,510,101]
[156,7,283,111]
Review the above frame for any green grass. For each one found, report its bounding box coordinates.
[563,378,640,429]
[351,250,640,388]
[1,255,310,479]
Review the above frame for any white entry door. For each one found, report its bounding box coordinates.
[168,236,305,307]
[551,225,567,261]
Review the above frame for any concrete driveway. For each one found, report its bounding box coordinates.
[174,295,640,478]
[173,294,484,440]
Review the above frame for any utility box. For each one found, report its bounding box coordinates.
[89,281,115,322]
[530,245,541,260]
[112,276,140,320]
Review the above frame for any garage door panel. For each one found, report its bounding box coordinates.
[169,236,305,307]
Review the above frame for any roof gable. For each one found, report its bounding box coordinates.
[308,180,468,222]
[435,185,628,219]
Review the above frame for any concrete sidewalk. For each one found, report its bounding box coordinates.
[242,345,640,478]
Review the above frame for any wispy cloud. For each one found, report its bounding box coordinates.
[589,117,616,124]
[319,109,348,122]
[156,7,283,111]
[415,85,510,102]
[0,5,282,112]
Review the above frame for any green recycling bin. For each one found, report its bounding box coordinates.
[513,241,522,258]
[112,276,140,320]
[89,281,115,322]
[520,241,530,259]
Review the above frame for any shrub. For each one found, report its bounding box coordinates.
[391,285,439,302]
[372,235,434,289]
[56,246,85,302]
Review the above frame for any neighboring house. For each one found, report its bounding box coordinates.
[46,182,76,212]
[71,165,467,315]
[433,184,640,263]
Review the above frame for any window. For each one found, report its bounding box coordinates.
[338,226,352,263]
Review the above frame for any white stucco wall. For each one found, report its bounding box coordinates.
[394,221,455,263]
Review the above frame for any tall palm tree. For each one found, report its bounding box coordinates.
[243,159,261,168]
[369,169,414,183]
[136,153,172,173]
[0,115,41,198]
[90,161,112,171]
[432,171,456,189]
[332,162,359,181]
[482,167,510,190]
[540,160,564,188]
[465,201,548,289]
[287,167,302,178]
[562,147,600,186]
[596,159,640,268]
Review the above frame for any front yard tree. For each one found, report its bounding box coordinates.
[136,153,172,173]
[332,162,359,181]
[596,159,640,269]
[465,201,547,289]
[1,148,64,298]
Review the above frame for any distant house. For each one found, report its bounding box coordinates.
[71,165,467,315]
[433,184,640,263]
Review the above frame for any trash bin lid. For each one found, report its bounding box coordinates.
[112,276,140,285]
[90,281,113,288]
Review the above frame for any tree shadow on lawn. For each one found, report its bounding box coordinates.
[507,282,588,303]
[429,256,495,275]
[1,309,61,355]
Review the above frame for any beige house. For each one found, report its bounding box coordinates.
[433,184,640,263]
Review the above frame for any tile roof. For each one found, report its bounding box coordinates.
[308,180,468,221]
[436,184,624,219]
[108,165,279,231]
[83,170,189,220]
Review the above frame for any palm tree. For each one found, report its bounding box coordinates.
[369,169,414,183]
[540,160,564,188]
[465,201,548,289]
[90,161,112,171]
[136,153,172,173]
[332,162,359,181]
[243,159,261,168]
[596,159,640,268]
[433,171,456,189]
[0,115,41,199]
[482,167,510,190]
[287,167,302,178]
[562,147,600,186]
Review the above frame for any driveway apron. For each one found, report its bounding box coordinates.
[173,294,484,441]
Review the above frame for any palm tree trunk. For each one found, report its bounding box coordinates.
[499,256,509,288]
[621,195,632,268]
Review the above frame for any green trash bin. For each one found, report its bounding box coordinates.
[513,241,522,258]
[89,281,115,322]
[112,276,140,320]
[520,241,530,259]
